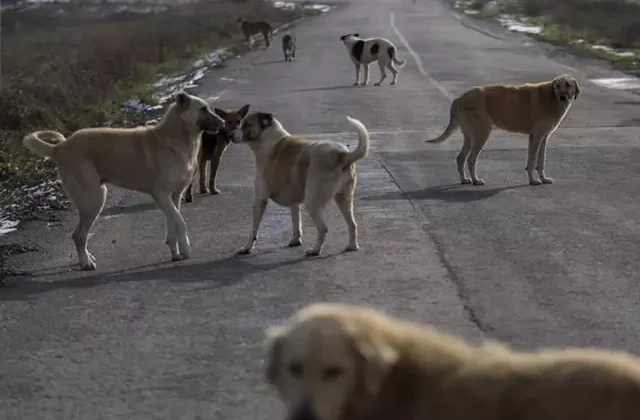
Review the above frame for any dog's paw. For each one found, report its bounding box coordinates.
[236,248,253,256]
[80,261,97,271]
[352,82,360,86]
[87,252,96,265]
[390,81,397,86]
[461,178,473,185]
[210,189,221,195]
[305,249,321,257]
[541,177,554,185]
[374,82,382,86]
[288,238,302,247]
[344,244,359,252]
[171,254,186,261]
[529,179,543,186]
[472,179,486,186]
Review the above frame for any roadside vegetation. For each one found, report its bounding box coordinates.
[0,0,316,202]
[454,0,640,73]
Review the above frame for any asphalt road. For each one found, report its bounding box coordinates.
[2,0,640,418]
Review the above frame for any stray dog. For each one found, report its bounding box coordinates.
[282,33,297,61]
[22,92,225,270]
[265,302,640,420]
[232,112,370,257]
[339,33,406,86]
[238,17,273,48]
[184,104,250,202]
[426,73,581,186]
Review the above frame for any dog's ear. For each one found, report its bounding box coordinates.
[573,79,581,99]
[213,108,229,121]
[175,92,190,109]
[347,324,398,395]
[239,104,251,118]
[264,325,286,384]
[258,112,274,128]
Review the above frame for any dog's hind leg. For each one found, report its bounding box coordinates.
[375,60,387,86]
[288,204,303,247]
[61,167,106,270]
[154,192,190,260]
[465,120,492,186]
[457,134,473,185]
[304,178,336,257]
[535,133,553,184]
[387,61,399,85]
[335,178,359,252]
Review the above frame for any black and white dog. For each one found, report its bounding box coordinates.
[340,33,406,86]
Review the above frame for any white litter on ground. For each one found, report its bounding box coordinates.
[497,15,543,35]
[590,77,640,90]
[591,44,637,59]
[0,219,19,236]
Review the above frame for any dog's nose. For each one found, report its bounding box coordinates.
[287,400,316,420]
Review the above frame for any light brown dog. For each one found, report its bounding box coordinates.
[22,92,225,270]
[232,112,370,257]
[237,17,273,48]
[265,302,640,420]
[426,73,581,186]
[184,104,250,203]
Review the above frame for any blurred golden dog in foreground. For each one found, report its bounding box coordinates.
[264,302,640,420]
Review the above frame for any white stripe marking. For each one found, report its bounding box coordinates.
[389,12,454,100]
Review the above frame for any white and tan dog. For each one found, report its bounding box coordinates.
[232,112,370,257]
[340,33,406,86]
[265,302,640,420]
[22,92,225,270]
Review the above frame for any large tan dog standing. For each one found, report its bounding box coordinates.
[22,92,225,270]
[232,112,370,257]
[265,302,640,420]
[426,73,580,186]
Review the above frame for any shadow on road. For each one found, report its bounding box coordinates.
[0,254,310,302]
[290,85,355,93]
[250,59,286,66]
[362,183,530,203]
[102,201,159,217]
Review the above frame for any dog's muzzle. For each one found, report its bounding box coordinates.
[231,129,244,143]
[286,400,317,420]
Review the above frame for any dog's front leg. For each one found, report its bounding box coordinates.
[288,204,303,247]
[362,64,370,86]
[155,192,191,260]
[237,198,268,255]
[353,62,361,86]
[526,133,544,185]
[535,134,553,184]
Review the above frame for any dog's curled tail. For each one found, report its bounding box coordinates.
[425,97,460,144]
[22,130,66,161]
[389,46,406,68]
[344,115,370,166]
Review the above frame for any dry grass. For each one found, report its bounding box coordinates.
[0,0,310,188]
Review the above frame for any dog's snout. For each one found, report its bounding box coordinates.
[287,400,317,420]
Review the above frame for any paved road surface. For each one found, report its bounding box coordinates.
[2,0,640,418]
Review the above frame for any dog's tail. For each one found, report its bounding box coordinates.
[22,130,66,161]
[343,115,370,166]
[425,98,461,144]
[389,46,406,68]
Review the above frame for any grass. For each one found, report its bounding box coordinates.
[0,0,317,193]
[452,0,640,69]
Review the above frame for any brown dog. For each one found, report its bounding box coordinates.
[265,302,640,420]
[22,92,225,270]
[184,104,250,203]
[426,73,580,186]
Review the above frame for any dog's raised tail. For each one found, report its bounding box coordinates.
[22,130,66,161]
[344,115,370,165]
[425,97,460,144]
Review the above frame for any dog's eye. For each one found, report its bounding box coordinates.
[288,362,303,378]
[322,366,344,381]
